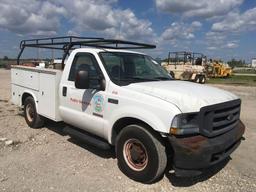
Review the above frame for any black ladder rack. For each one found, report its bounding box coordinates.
[17,36,156,69]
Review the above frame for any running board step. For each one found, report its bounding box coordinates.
[63,126,111,150]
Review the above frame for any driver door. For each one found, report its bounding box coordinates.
[59,52,106,138]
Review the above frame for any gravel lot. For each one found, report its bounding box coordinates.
[0,69,255,192]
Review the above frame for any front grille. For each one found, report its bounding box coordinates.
[199,99,241,137]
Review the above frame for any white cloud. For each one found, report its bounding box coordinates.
[0,0,156,42]
[0,0,66,35]
[155,0,249,53]
[205,31,240,50]
[205,7,256,50]
[206,31,226,43]
[160,21,202,42]
[61,0,117,31]
[211,7,256,33]
[155,0,243,18]
[55,0,155,41]
[191,21,202,28]
[67,30,80,36]
[224,42,239,49]
[207,46,218,50]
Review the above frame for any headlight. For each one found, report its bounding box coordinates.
[170,113,199,135]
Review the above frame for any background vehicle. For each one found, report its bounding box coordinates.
[206,59,233,78]
[11,36,245,183]
[161,51,207,84]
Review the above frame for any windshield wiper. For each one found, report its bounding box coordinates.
[112,77,154,82]
[112,77,158,86]
[126,76,159,81]
[154,76,172,80]
[113,76,171,83]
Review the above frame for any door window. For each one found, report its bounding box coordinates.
[68,53,101,88]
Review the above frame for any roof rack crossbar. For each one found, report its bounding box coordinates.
[23,44,68,50]
[20,38,156,49]
[20,36,104,49]
[17,36,156,69]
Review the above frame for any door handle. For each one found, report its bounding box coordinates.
[62,86,67,97]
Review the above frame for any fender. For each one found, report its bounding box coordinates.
[21,90,39,112]
[106,105,179,144]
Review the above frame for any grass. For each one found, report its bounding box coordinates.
[233,70,256,74]
[0,60,5,68]
[207,75,256,86]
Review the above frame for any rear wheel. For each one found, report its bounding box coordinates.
[199,75,206,84]
[116,125,167,183]
[24,96,44,128]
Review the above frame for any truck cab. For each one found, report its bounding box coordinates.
[11,37,245,183]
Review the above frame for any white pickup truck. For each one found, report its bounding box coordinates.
[11,37,245,183]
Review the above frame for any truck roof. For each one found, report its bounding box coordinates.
[72,47,146,55]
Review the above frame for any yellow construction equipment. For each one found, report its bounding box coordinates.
[206,60,232,78]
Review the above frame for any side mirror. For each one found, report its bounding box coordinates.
[75,70,89,89]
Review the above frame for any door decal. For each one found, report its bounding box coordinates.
[93,94,104,113]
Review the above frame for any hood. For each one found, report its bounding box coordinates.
[125,81,238,113]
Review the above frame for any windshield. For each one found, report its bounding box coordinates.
[100,52,172,86]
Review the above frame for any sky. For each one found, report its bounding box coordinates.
[0,0,256,62]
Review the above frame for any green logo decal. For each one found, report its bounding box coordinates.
[93,95,104,113]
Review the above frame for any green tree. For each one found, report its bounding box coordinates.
[227,59,245,68]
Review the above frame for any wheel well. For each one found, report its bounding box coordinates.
[111,117,162,145]
[21,93,32,105]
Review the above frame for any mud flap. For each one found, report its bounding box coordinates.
[191,73,197,80]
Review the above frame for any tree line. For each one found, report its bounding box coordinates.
[227,59,247,68]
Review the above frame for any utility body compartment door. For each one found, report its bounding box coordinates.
[38,73,59,120]
[11,66,62,122]
[11,67,39,91]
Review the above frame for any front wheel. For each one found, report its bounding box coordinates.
[24,96,45,128]
[194,75,200,83]
[116,125,167,183]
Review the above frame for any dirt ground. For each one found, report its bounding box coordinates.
[0,69,255,192]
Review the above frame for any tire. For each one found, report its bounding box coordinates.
[24,96,44,128]
[194,75,200,83]
[115,124,167,183]
[199,75,206,84]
